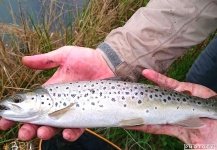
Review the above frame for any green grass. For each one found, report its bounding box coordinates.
[0,0,216,149]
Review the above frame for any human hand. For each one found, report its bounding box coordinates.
[126,69,217,145]
[0,46,115,141]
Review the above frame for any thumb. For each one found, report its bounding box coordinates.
[22,48,65,70]
[142,69,180,90]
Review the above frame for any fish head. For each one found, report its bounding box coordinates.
[0,88,53,120]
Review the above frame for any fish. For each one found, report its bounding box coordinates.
[0,80,217,128]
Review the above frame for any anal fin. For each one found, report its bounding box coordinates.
[119,118,145,126]
[174,117,205,129]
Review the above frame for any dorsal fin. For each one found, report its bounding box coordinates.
[104,77,121,81]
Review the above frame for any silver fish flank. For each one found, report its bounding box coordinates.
[0,80,217,128]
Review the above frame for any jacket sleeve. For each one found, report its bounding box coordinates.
[96,0,217,81]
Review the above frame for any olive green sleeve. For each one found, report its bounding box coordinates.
[97,0,217,81]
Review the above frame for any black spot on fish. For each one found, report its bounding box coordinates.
[41,102,44,104]
[91,102,95,105]
[138,100,142,104]
[103,87,106,90]
[84,93,88,97]
[154,89,159,92]
[135,92,138,95]
[95,97,98,99]
[66,87,69,89]
[163,99,167,102]
[111,98,116,102]
[114,92,116,94]
[60,101,62,103]
[78,85,80,87]
[207,109,210,112]
[193,109,195,111]
[167,96,171,100]
[212,104,214,107]
[100,92,102,97]
[145,90,148,92]
[155,94,158,97]
[77,96,80,99]
[48,103,51,105]
[31,97,35,100]
[146,110,149,113]
[122,96,125,100]
[123,88,125,90]
[118,91,120,94]
[96,82,98,84]
[91,84,94,87]
[155,107,157,109]
[47,98,49,100]
[125,92,129,95]
[205,102,209,105]
[183,98,187,102]
[90,89,95,94]
[117,84,121,87]
[76,104,80,107]
[53,93,56,96]
[82,108,85,110]
[162,92,165,95]
[134,87,137,89]
[55,102,58,106]
[99,105,103,107]
[140,92,144,95]
[56,87,58,89]
[58,94,61,97]
[109,82,111,84]
[111,86,115,89]
[132,96,135,99]
[197,101,201,105]
[41,95,44,97]
[124,104,127,107]
[70,83,72,84]
[49,89,52,91]
[109,92,111,94]
[84,85,86,87]
[71,94,76,98]
[177,107,179,109]
[149,95,153,99]
[124,83,126,85]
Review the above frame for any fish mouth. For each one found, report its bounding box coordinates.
[0,104,10,111]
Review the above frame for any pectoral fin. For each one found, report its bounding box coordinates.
[119,118,145,126]
[174,117,205,128]
[48,103,75,119]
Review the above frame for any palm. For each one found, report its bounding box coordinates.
[22,46,114,84]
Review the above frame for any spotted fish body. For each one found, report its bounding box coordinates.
[0,80,217,128]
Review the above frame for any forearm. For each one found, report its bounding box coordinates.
[97,0,217,81]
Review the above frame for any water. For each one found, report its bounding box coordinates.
[0,0,88,24]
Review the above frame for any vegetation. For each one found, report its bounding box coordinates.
[0,0,215,149]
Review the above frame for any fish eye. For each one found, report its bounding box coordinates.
[12,96,23,103]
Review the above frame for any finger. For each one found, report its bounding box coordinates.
[18,124,38,141]
[37,126,60,140]
[22,47,66,70]
[0,118,16,130]
[62,128,85,142]
[125,124,187,141]
[142,69,180,90]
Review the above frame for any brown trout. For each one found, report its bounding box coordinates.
[0,80,217,128]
